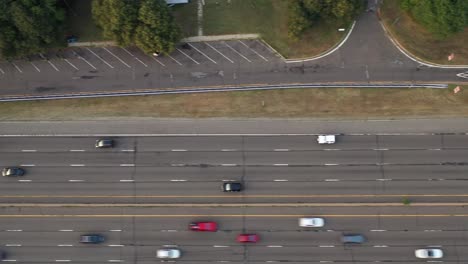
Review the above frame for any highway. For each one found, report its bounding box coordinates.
[1,134,468,262]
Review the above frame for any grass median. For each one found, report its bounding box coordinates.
[0,85,467,120]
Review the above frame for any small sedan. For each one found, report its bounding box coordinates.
[157,248,181,259]
[189,221,218,232]
[415,248,443,259]
[2,167,25,177]
[341,234,366,244]
[95,139,114,148]
[299,217,325,227]
[237,234,259,243]
[80,234,105,244]
[222,182,242,192]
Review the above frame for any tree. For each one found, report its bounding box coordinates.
[134,0,181,54]
[0,0,66,59]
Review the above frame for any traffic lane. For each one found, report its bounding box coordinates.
[2,246,125,262]
[348,246,460,262]
[377,135,443,149]
[383,165,468,180]
[0,231,122,246]
[137,245,244,261]
[0,152,135,166]
[246,247,353,262]
[365,231,467,246]
[384,149,468,164]
[136,136,243,151]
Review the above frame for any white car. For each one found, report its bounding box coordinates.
[415,248,443,259]
[299,217,325,227]
[317,135,335,144]
[157,248,181,259]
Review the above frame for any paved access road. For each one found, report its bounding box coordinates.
[1,206,468,263]
[1,134,468,203]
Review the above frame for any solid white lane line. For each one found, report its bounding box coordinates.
[188,43,217,64]
[119,179,134,182]
[21,149,37,152]
[274,149,289,151]
[273,164,288,166]
[69,149,85,152]
[86,48,114,68]
[224,42,251,62]
[5,244,21,247]
[6,230,22,232]
[103,47,131,68]
[171,149,187,151]
[274,179,288,182]
[267,245,283,248]
[120,164,135,167]
[176,48,200,64]
[205,42,234,63]
[20,164,35,167]
[59,230,74,232]
[319,245,335,248]
[108,244,124,247]
[68,180,84,182]
[170,180,187,182]
[238,40,268,61]
[70,164,85,167]
[109,230,122,232]
[18,180,31,182]
[213,245,229,248]
[58,244,73,247]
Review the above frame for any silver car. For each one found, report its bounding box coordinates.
[415,248,443,259]
[299,217,325,227]
[157,248,181,259]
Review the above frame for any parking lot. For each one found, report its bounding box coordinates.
[0,39,281,76]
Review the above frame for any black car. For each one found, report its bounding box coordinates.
[0,251,6,260]
[80,234,105,244]
[95,139,114,148]
[222,182,242,192]
[2,167,25,177]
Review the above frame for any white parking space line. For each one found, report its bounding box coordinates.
[239,40,268,61]
[224,42,251,62]
[148,54,166,67]
[103,47,131,68]
[166,54,181,66]
[73,51,97,70]
[176,48,200,64]
[205,42,234,63]
[121,47,148,67]
[188,43,217,64]
[11,62,22,73]
[39,53,59,72]
[0,67,4,74]
[63,59,79,70]
[30,62,40,72]
[86,48,114,68]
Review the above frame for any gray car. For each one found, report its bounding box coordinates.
[341,234,366,244]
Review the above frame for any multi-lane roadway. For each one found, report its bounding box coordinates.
[1,134,468,263]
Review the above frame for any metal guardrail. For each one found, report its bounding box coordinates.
[0,83,448,102]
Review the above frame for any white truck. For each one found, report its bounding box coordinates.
[317,135,336,144]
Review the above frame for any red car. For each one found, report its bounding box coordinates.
[237,234,259,243]
[189,222,218,232]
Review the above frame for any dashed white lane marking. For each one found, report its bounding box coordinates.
[238,40,268,61]
[224,42,251,62]
[69,149,85,152]
[30,62,40,72]
[376,178,392,181]
[21,149,37,152]
[120,164,135,167]
[119,179,134,182]
[424,230,442,232]
[18,180,31,182]
[59,230,74,232]
[324,164,339,166]
[167,54,183,66]
[20,164,35,167]
[109,229,122,232]
[274,149,289,151]
[429,148,441,151]
[63,59,79,70]
[86,48,114,69]
[108,244,124,247]
[121,48,148,67]
[325,179,340,182]
[370,230,386,232]
[70,164,85,167]
[68,180,84,182]
[170,179,187,182]
[171,163,185,167]
[267,245,283,248]
[103,47,131,68]
[176,48,200,65]
[427,245,442,247]
[39,53,59,72]
[58,244,73,247]
[373,148,389,151]
[108,260,123,263]
[319,245,335,248]
[5,244,21,247]
[73,51,97,70]
[273,164,288,166]
[205,42,234,63]
[171,149,187,152]
[121,149,135,152]
[324,149,340,151]
[213,245,229,248]
[221,149,237,151]
[6,230,22,232]
[373,245,388,247]
[11,63,22,73]
[274,179,288,182]
[188,43,217,64]
[55,260,71,262]
[221,164,237,167]
[1,260,17,262]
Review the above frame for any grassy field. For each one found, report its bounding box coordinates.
[0,85,467,120]
[200,0,347,58]
[64,0,105,42]
[380,0,468,65]
[172,0,199,37]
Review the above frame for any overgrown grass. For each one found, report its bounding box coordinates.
[0,85,467,120]
[64,0,105,42]
[172,0,199,37]
[380,0,468,64]
[201,0,347,58]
